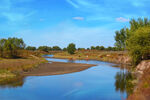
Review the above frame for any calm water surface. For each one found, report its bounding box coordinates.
[0,55,134,100]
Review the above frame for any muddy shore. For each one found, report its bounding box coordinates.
[23,62,96,76]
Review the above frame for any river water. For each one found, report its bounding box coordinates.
[0,55,134,100]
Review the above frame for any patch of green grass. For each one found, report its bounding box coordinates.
[143,81,149,88]
[0,70,16,78]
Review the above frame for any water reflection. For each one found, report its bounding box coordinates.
[115,70,135,96]
[0,56,135,100]
[67,60,75,63]
[0,76,24,88]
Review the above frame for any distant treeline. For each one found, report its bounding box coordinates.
[26,45,121,52]
[26,46,61,52]
[0,37,119,58]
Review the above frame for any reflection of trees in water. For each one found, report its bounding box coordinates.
[115,70,135,96]
[68,60,75,63]
[0,76,25,88]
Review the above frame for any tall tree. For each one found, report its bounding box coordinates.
[115,28,127,49]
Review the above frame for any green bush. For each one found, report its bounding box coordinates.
[67,43,76,54]
[38,46,52,52]
[26,46,36,51]
[126,26,150,65]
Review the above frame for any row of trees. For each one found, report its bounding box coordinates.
[90,46,122,51]
[26,46,61,52]
[0,37,76,57]
[26,43,76,54]
[115,18,150,65]
[26,45,121,52]
[0,38,25,58]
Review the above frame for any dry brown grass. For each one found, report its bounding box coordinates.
[128,60,150,100]
[0,58,47,73]
[53,50,131,64]
[0,50,48,85]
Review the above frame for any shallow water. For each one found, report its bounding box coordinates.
[0,55,134,100]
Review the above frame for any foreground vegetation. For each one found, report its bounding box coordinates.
[0,55,47,82]
[115,18,150,66]
[0,38,48,82]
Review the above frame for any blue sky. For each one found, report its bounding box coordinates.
[0,0,150,48]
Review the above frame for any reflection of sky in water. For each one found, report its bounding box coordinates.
[0,55,127,100]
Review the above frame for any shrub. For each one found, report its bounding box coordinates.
[67,43,76,54]
[126,26,150,65]
[26,46,36,51]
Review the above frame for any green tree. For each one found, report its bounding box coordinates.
[99,46,105,50]
[126,26,150,65]
[78,48,85,51]
[52,46,61,51]
[0,37,25,58]
[38,46,50,52]
[95,46,100,50]
[130,18,150,32]
[114,17,150,65]
[63,48,67,51]
[0,39,6,57]
[91,46,95,50]
[26,46,36,51]
[67,43,76,54]
[115,28,127,49]
[106,46,113,51]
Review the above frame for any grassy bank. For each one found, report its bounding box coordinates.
[0,56,47,81]
[53,50,131,65]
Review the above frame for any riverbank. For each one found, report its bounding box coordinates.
[23,62,96,76]
[0,56,47,82]
[0,54,96,83]
[52,51,131,65]
[128,60,150,100]
[52,51,150,100]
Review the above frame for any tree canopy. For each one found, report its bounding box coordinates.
[67,43,76,54]
[26,46,36,51]
[126,26,150,65]
[115,17,150,65]
[0,37,25,58]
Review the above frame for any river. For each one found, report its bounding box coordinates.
[0,55,134,100]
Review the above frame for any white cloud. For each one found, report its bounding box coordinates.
[116,17,129,22]
[66,0,150,22]
[2,11,36,22]
[66,0,79,8]
[73,17,84,20]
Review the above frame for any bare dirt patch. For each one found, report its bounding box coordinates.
[23,62,96,76]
